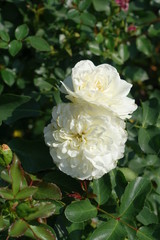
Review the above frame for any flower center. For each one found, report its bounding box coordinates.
[96,80,104,91]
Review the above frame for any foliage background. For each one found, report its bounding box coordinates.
[0,0,160,239]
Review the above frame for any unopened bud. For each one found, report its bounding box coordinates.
[0,144,13,166]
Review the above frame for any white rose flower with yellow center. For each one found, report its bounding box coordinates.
[44,103,127,180]
[61,60,137,119]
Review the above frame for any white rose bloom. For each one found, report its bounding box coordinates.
[44,103,127,180]
[61,60,137,119]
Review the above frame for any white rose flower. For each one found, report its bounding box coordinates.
[44,103,127,180]
[61,60,137,119]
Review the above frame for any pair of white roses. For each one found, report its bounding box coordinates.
[44,60,137,180]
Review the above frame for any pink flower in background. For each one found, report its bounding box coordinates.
[115,0,129,11]
[128,25,137,32]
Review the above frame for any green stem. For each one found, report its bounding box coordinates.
[97,207,138,232]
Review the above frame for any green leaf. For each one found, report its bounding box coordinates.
[111,53,124,65]
[67,9,81,24]
[8,139,53,173]
[0,40,8,49]
[33,182,62,200]
[27,36,50,51]
[115,170,128,199]
[16,187,37,200]
[6,99,42,124]
[124,219,137,240]
[136,206,158,225]
[29,225,56,240]
[9,40,22,56]
[118,168,137,182]
[15,24,29,40]
[65,199,97,223]
[10,154,25,195]
[136,11,157,25]
[136,35,153,57]
[0,216,8,231]
[9,219,28,237]
[34,78,53,91]
[118,44,129,62]
[148,23,160,37]
[66,221,84,240]
[123,66,149,82]
[44,170,81,193]
[0,84,4,94]
[80,12,96,27]
[89,42,101,56]
[1,169,12,183]
[90,219,126,240]
[16,202,37,218]
[137,226,157,240]
[119,177,151,219]
[78,0,91,11]
[138,127,160,154]
[1,68,15,87]
[92,0,111,13]
[0,187,14,199]
[93,174,111,205]
[24,202,56,221]
[0,30,10,42]
[142,99,159,127]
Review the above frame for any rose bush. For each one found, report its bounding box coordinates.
[62,60,137,119]
[44,102,127,180]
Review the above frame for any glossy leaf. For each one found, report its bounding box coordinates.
[142,99,159,127]
[119,177,151,219]
[9,219,28,237]
[138,127,160,154]
[118,44,129,62]
[123,219,137,240]
[1,169,12,183]
[92,0,110,13]
[78,0,91,11]
[93,174,111,205]
[136,35,153,57]
[123,66,149,82]
[1,68,15,87]
[44,170,81,193]
[33,182,62,200]
[0,94,30,126]
[16,187,37,199]
[0,30,10,42]
[10,154,25,195]
[8,139,53,173]
[27,36,50,51]
[118,168,137,182]
[148,23,160,37]
[9,40,22,56]
[24,202,56,221]
[15,24,29,40]
[0,40,8,49]
[65,199,97,223]
[115,170,128,199]
[29,225,56,240]
[136,206,158,225]
[90,219,126,240]
[67,9,81,23]
[0,187,14,200]
[80,12,96,27]
[0,216,8,231]
[137,226,156,240]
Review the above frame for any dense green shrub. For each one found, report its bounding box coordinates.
[0,0,160,239]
